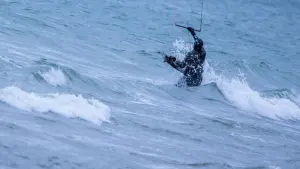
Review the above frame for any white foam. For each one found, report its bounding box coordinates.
[40,68,67,86]
[173,39,300,120]
[204,61,300,120]
[171,38,193,60]
[0,86,110,124]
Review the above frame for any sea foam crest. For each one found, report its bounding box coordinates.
[0,86,110,124]
[40,68,67,86]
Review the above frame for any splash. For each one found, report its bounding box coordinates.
[40,68,67,86]
[0,86,110,124]
[171,38,193,60]
[204,65,300,120]
[173,39,300,120]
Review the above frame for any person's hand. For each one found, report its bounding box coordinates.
[164,55,176,63]
[187,27,196,36]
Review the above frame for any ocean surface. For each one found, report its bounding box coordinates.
[1,0,300,168]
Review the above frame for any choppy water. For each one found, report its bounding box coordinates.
[1,0,300,169]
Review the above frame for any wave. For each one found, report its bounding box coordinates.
[32,58,101,88]
[202,62,300,120]
[172,39,300,120]
[0,86,110,125]
[39,68,67,86]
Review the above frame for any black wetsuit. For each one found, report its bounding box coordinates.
[165,27,206,87]
[169,47,206,87]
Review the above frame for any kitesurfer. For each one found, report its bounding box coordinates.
[164,27,206,87]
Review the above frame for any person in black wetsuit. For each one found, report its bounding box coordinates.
[164,27,206,87]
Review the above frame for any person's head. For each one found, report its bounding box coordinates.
[193,39,203,52]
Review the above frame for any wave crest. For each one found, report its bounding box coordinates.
[0,86,110,124]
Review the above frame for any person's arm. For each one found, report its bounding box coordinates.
[187,27,199,41]
[164,55,186,73]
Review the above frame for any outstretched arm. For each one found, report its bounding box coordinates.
[164,55,186,73]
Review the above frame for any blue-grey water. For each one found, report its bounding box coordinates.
[1,0,300,169]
